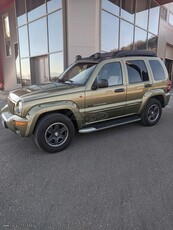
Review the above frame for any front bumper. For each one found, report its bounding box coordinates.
[1,105,29,137]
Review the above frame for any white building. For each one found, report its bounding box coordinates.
[0,0,173,90]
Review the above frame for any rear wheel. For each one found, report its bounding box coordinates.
[34,113,75,153]
[141,98,162,126]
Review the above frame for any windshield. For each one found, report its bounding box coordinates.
[58,63,97,85]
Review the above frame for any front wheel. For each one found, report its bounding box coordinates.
[34,113,75,153]
[141,98,162,126]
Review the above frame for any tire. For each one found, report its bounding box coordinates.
[34,113,75,153]
[141,98,162,126]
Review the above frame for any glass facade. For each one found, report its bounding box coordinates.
[101,0,160,53]
[15,0,63,86]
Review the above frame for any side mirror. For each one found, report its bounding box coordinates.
[97,79,108,88]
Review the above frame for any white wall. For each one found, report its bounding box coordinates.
[158,3,173,60]
[157,18,167,59]
[66,0,100,65]
[0,3,18,91]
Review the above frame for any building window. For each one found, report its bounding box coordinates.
[160,6,167,21]
[101,0,160,54]
[47,0,62,13]
[16,0,27,26]
[14,43,21,84]
[18,25,29,58]
[148,33,158,53]
[2,14,12,57]
[15,0,64,86]
[135,0,149,30]
[101,11,119,52]
[20,58,31,86]
[27,0,46,22]
[102,0,120,16]
[148,0,160,35]
[120,20,134,50]
[48,10,63,53]
[134,27,147,50]
[169,12,173,26]
[121,0,135,23]
[49,53,64,81]
[29,17,48,56]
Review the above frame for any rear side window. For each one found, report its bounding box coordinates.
[149,60,165,80]
[126,60,149,84]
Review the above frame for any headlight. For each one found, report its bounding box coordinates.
[18,102,23,113]
[15,101,23,114]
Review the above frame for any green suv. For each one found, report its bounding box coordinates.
[1,50,171,153]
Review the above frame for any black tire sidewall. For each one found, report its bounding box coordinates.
[35,114,75,153]
[141,99,162,126]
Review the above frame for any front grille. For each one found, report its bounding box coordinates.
[8,98,15,114]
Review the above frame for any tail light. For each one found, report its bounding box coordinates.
[167,80,171,92]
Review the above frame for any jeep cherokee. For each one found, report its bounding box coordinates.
[1,50,171,153]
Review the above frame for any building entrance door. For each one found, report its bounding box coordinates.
[165,58,173,86]
[31,55,49,84]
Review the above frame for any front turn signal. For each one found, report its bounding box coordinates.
[14,121,28,126]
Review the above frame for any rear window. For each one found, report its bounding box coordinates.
[149,60,166,80]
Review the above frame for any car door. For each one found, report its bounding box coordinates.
[84,61,126,124]
[124,59,153,115]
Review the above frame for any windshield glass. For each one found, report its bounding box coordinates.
[58,63,97,85]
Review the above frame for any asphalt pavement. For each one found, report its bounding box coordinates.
[0,92,173,230]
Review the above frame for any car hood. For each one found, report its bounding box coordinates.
[9,82,80,102]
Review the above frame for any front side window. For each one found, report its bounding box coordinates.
[149,60,165,80]
[126,60,149,84]
[97,62,123,86]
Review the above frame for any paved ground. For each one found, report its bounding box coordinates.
[0,95,173,230]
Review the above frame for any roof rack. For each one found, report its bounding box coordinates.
[75,50,157,63]
[112,50,157,58]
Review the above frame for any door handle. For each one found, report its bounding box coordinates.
[145,83,152,88]
[114,88,125,93]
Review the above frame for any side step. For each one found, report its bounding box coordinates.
[79,115,141,134]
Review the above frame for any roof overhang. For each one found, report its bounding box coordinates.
[155,0,173,5]
[0,0,173,14]
[0,0,14,13]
